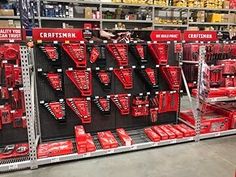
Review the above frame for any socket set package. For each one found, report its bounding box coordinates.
[0,143,29,160]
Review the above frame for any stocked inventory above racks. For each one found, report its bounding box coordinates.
[1,0,236,31]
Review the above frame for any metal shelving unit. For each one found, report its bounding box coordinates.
[37,129,195,166]
[29,0,236,30]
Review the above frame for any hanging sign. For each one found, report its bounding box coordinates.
[150,30,182,41]
[32,28,84,42]
[0,28,25,41]
[183,31,218,42]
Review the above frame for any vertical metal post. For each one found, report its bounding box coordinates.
[195,46,206,142]
[20,46,38,169]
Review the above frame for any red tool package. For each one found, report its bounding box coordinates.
[107,44,128,67]
[62,43,87,68]
[37,140,73,158]
[66,98,92,123]
[180,110,229,134]
[116,128,133,146]
[146,124,195,142]
[148,43,168,65]
[74,125,96,154]
[97,131,119,149]
[0,143,29,159]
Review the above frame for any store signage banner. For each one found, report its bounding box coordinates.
[150,30,182,41]
[0,28,25,41]
[32,28,84,42]
[183,31,218,42]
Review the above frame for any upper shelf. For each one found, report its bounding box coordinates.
[40,0,236,12]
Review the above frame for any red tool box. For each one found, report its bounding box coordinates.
[180,110,229,134]
[208,103,236,129]
[97,131,119,149]
[0,143,29,160]
[116,128,133,146]
[37,140,73,158]
[217,59,236,75]
[209,65,223,87]
[144,128,161,142]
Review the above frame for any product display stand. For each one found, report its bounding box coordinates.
[1,29,236,172]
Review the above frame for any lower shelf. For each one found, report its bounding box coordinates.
[200,129,236,140]
[0,156,30,172]
[37,128,195,166]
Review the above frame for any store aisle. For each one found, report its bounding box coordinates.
[2,135,236,177]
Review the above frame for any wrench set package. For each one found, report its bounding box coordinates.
[145,124,195,142]
[32,29,182,148]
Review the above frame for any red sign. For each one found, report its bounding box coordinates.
[32,28,84,42]
[0,28,25,41]
[183,31,218,42]
[150,30,182,41]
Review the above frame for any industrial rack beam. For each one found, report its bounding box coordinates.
[200,129,236,140]
[37,135,195,166]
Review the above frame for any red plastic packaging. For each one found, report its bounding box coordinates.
[158,125,176,139]
[151,126,169,140]
[111,94,130,115]
[62,43,87,68]
[162,125,183,139]
[107,44,128,67]
[66,69,92,96]
[116,128,133,146]
[144,128,161,142]
[148,43,168,65]
[37,140,73,158]
[97,131,119,149]
[113,68,133,89]
[66,98,92,123]
[0,143,29,160]
[161,66,181,91]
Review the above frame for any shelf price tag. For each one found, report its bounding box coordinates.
[9,164,18,170]
[51,157,60,163]
[214,132,221,137]
[83,153,91,158]
[107,149,115,154]
[130,145,137,150]
[170,139,177,144]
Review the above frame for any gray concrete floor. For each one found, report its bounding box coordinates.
[2,135,236,177]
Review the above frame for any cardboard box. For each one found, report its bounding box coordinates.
[224,0,230,8]
[0,9,14,16]
[84,7,92,19]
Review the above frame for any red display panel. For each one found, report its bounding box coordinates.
[150,30,182,41]
[32,28,84,42]
[0,28,25,41]
[183,31,218,42]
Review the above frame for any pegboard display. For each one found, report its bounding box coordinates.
[0,42,27,145]
[32,29,182,141]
